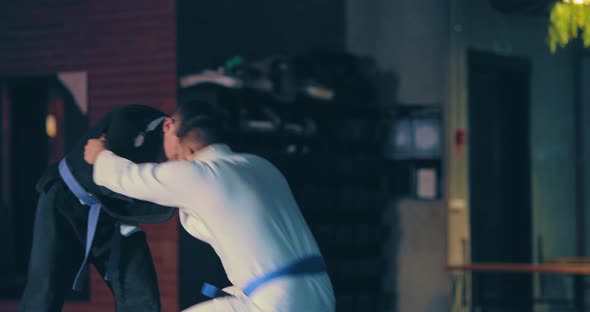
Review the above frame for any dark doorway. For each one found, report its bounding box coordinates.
[468,50,532,311]
[0,76,88,299]
[0,77,50,298]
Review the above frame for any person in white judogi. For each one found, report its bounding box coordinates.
[84,105,335,312]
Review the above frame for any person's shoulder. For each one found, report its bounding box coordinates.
[158,160,213,184]
[237,153,280,171]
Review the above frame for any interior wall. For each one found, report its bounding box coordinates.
[346,0,449,104]
[581,56,590,304]
[346,0,450,311]
[447,0,577,307]
[348,0,579,310]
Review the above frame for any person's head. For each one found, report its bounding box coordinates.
[162,116,181,161]
[162,101,225,160]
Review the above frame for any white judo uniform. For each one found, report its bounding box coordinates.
[93,144,335,312]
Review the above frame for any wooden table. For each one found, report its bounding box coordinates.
[446,262,590,311]
[446,262,590,275]
[549,257,590,265]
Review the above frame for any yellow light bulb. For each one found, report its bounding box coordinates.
[46,114,57,138]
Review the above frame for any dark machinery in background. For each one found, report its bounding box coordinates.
[179,52,394,311]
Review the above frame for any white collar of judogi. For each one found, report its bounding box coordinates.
[191,144,232,161]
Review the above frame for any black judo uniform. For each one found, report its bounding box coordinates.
[20,105,175,312]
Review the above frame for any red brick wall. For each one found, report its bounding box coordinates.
[0,1,178,311]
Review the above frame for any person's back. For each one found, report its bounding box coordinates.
[176,146,335,310]
[93,144,335,311]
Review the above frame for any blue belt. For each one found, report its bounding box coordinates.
[58,159,121,291]
[201,255,326,298]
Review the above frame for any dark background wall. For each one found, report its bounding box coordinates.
[177,0,346,75]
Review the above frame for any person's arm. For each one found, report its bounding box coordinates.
[92,150,195,208]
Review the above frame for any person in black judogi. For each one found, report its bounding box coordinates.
[20,104,182,312]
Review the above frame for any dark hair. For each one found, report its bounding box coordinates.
[175,101,226,145]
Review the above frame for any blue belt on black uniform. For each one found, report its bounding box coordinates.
[58,158,121,291]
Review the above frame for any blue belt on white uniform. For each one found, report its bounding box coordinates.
[201,255,327,298]
[58,158,121,291]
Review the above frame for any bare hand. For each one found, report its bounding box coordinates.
[84,134,107,165]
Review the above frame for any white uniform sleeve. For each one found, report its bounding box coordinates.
[93,150,192,207]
